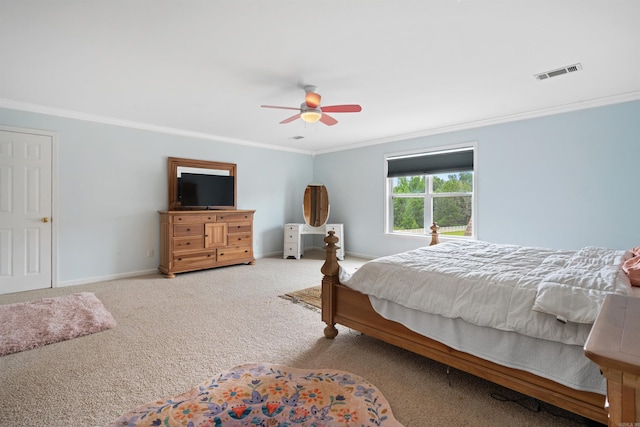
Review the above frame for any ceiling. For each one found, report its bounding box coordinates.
[1,1,639,155]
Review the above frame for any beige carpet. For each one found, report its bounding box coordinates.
[0,251,589,427]
[0,292,116,356]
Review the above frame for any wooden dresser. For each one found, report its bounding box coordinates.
[159,210,255,278]
[585,294,640,426]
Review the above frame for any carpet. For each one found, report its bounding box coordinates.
[107,363,403,427]
[282,285,322,310]
[0,292,116,356]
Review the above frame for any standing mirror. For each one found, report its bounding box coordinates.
[303,182,329,227]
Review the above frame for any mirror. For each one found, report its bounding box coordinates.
[168,157,237,210]
[303,182,329,227]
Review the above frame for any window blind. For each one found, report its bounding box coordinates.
[387,148,474,178]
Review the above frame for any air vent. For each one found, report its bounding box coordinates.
[534,63,582,81]
[289,135,305,140]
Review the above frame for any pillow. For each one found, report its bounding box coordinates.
[623,246,640,287]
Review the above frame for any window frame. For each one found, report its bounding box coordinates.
[384,142,477,240]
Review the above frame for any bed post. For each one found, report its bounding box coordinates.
[321,230,340,338]
[429,222,439,246]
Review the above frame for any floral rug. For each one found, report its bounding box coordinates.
[107,363,403,427]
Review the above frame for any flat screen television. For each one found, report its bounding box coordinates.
[177,172,235,209]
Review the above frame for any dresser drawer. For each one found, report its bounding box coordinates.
[216,212,253,222]
[285,224,300,233]
[227,232,252,246]
[172,214,215,224]
[227,221,251,233]
[172,236,204,252]
[173,250,216,269]
[284,229,299,243]
[218,245,252,262]
[284,244,300,257]
[174,224,204,236]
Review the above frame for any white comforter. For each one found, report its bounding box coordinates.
[342,240,632,346]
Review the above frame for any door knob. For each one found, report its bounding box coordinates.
[41,217,49,223]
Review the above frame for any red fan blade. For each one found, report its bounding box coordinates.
[305,92,321,108]
[280,113,301,124]
[319,113,338,126]
[321,104,362,113]
[261,105,301,111]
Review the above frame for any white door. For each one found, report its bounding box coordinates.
[0,128,53,294]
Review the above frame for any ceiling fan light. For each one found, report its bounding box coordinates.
[300,109,322,123]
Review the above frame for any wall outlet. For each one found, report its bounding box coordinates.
[147,249,154,257]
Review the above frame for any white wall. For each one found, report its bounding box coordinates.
[3,99,639,285]
[0,108,313,285]
[314,100,640,258]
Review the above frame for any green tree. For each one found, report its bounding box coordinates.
[394,176,425,194]
[392,173,472,231]
[433,172,472,193]
[392,177,425,230]
[433,172,472,227]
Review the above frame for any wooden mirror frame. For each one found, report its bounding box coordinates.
[167,157,237,210]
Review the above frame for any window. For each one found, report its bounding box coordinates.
[385,144,476,238]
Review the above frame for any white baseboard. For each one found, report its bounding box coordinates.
[55,252,282,287]
[57,268,159,288]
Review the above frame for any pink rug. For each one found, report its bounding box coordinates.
[0,292,116,356]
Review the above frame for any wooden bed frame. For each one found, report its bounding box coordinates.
[320,230,608,424]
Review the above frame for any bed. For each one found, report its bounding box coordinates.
[320,229,637,424]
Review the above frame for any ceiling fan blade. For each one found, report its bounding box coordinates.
[305,92,321,109]
[319,113,338,126]
[261,105,301,111]
[321,104,362,113]
[280,113,301,124]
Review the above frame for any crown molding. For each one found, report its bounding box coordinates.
[0,98,314,156]
[3,91,639,157]
[312,91,640,155]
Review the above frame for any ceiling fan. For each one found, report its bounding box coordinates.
[261,85,362,126]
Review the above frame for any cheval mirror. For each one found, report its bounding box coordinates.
[303,182,329,227]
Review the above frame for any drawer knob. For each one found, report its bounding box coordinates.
[186,242,191,245]
[186,228,191,231]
